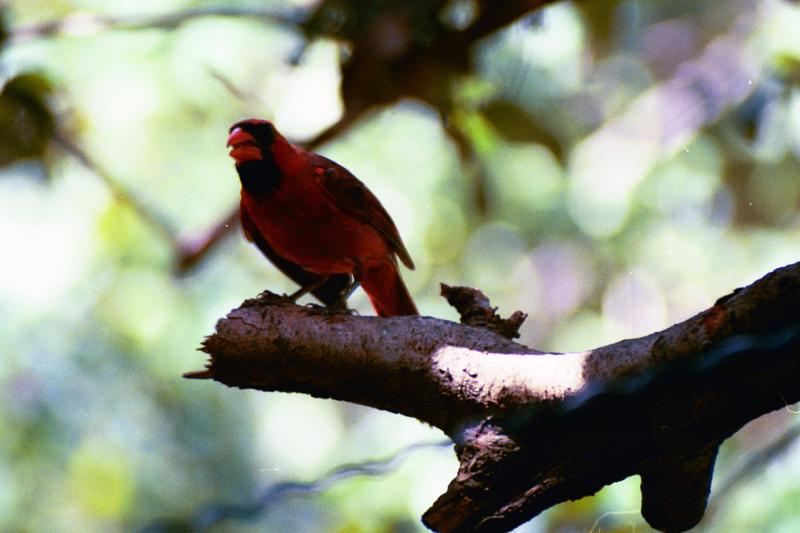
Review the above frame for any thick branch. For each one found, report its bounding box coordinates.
[194,292,535,432]
[195,263,800,433]
[192,264,800,531]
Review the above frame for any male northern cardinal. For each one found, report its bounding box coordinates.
[227,119,418,316]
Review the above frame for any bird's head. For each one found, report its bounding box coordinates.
[227,119,280,165]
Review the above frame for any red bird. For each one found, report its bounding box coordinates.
[227,119,418,317]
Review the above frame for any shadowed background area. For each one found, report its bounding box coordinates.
[1,0,800,531]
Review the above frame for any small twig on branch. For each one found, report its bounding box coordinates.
[190,262,800,532]
[440,283,527,338]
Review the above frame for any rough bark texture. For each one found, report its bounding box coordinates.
[188,262,800,532]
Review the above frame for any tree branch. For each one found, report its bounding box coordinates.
[54,132,182,250]
[189,262,800,531]
[705,420,800,521]
[141,439,451,532]
[464,1,559,42]
[10,7,302,43]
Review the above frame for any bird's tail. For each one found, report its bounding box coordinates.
[359,261,418,317]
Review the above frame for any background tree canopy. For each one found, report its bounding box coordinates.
[1,0,799,531]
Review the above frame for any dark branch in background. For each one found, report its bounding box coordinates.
[9,7,304,43]
[55,128,246,274]
[140,439,451,533]
[53,132,181,251]
[190,263,800,532]
[465,0,554,42]
[176,208,240,272]
[705,421,800,521]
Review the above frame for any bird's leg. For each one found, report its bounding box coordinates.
[327,280,361,311]
[287,275,330,302]
[342,279,361,300]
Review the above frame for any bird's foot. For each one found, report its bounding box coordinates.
[242,290,290,308]
[321,282,360,315]
[302,300,358,316]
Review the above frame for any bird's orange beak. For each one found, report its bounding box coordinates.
[227,127,262,164]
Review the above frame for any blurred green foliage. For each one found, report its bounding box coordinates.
[0,73,55,169]
[1,0,800,532]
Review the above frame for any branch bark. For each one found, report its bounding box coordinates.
[188,263,800,532]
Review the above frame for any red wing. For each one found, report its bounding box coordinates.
[310,154,414,270]
[240,201,354,306]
